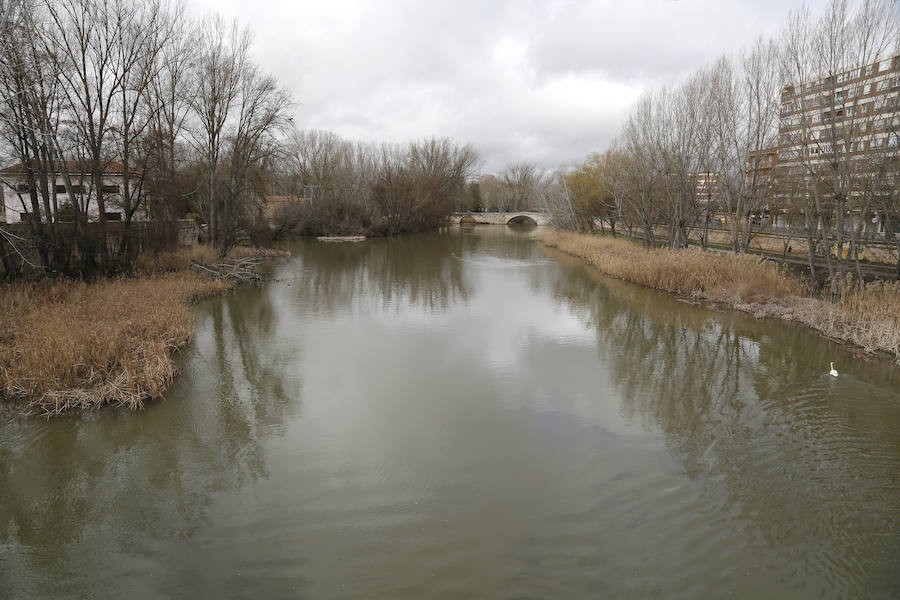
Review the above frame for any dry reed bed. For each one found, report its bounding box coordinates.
[135,244,220,272]
[0,273,234,417]
[541,230,900,364]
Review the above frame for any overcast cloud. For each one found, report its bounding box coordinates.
[190,0,831,173]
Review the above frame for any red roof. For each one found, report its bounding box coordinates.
[0,160,139,175]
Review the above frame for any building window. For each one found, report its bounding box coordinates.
[15,183,30,193]
[103,212,122,221]
[101,184,119,194]
[864,83,872,94]
[877,79,889,91]
[879,59,893,72]
[850,68,860,79]
[865,65,874,76]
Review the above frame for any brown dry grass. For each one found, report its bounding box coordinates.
[0,272,234,417]
[136,244,219,272]
[542,230,900,363]
[541,230,803,301]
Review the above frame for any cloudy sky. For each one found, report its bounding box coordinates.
[190,0,830,173]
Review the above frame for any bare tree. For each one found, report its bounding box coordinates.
[541,168,579,231]
[41,0,154,259]
[501,163,543,211]
[612,93,665,247]
[0,0,69,268]
[144,9,197,214]
[219,63,292,248]
[188,16,251,248]
[780,0,899,289]
[705,40,782,254]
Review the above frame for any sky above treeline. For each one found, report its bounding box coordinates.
[191,0,832,173]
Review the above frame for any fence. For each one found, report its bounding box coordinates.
[0,219,198,278]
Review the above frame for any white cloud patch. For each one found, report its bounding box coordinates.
[190,0,830,172]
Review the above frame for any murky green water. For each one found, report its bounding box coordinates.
[2,226,900,599]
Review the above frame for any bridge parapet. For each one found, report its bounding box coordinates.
[451,211,551,226]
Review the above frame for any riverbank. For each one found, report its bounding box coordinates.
[541,230,900,364]
[0,246,289,418]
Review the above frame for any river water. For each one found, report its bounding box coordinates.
[2,226,900,599]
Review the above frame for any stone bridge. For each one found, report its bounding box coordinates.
[451,211,551,226]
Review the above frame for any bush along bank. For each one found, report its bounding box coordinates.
[541,231,900,364]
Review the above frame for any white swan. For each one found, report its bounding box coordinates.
[829,362,838,377]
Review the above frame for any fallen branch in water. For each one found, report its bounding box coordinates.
[191,257,266,282]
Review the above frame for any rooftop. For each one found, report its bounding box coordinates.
[0,160,139,175]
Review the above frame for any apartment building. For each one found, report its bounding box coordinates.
[691,171,722,207]
[745,146,778,186]
[773,52,900,232]
[741,146,783,227]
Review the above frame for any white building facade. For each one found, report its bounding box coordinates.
[0,161,147,224]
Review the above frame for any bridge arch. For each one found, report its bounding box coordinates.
[507,215,538,227]
[459,215,477,225]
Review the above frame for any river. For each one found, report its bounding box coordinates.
[2,226,899,599]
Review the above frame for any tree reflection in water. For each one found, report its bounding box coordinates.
[2,228,899,599]
[286,232,472,315]
[546,246,900,593]
[0,283,305,599]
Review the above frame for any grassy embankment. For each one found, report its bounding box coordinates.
[541,230,900,364]
[1,245,289,418]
